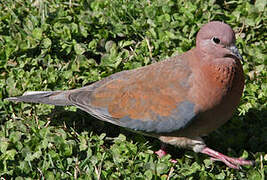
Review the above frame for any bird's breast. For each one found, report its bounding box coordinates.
[191,58,244,112]
[180,57,244,136]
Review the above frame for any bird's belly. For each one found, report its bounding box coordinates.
[170,95,236,137]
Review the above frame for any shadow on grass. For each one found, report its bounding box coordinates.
[205,107,267,155]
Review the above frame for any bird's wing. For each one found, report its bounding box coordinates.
[68,56,198,133]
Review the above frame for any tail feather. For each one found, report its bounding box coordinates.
[5,91,73,106]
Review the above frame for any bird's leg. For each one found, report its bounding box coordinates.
[155,144,177,163]
[201,147,254,169]
[155,144,168,158]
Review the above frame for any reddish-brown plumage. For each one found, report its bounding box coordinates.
[171,48,245,137]
[6,21,253,169]
[90,57,191,121]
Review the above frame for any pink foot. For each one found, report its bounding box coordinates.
[155,147,177,163]
[201,147,254,169]
[155,149,167,158]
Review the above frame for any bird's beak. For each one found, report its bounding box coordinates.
[227,45,244,61]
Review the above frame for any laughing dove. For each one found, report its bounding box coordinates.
[6,21,253,169]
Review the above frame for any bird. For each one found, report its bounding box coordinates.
[6,21,253,169]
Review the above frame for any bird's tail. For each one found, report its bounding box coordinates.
[5,91,72,106]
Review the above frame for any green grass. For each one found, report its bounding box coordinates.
[0,0,266,179]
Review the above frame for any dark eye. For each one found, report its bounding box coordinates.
[212,37,220,44]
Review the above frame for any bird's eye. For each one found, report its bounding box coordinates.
[212,37,220,44]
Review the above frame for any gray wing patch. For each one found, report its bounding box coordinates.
[119,101,196,133]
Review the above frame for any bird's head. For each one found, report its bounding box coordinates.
[196,21,243,61]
